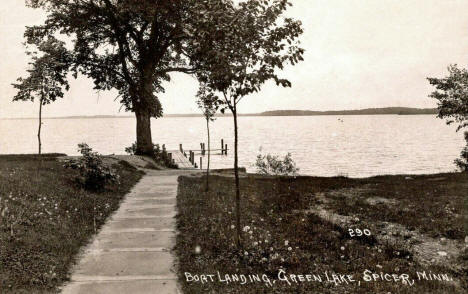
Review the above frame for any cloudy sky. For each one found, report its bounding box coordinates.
[1,0,468,118]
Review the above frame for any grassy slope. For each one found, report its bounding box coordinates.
[0,154,143,293]
[176,173,467,294]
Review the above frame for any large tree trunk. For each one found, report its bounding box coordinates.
[133,68,158,156]
[233,106,242,248]
[135,109,154,156]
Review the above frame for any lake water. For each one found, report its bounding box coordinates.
[0,115,465,177]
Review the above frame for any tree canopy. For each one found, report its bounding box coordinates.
[196,85,220,122]
[192,0,304,108]
[428,65,468,131]
[12,37,70,105]
[23,0,220,116]
[18,0,304,155]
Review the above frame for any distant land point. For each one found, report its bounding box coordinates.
[2,107,437,119]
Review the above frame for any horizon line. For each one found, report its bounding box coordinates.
[0,106,437,120]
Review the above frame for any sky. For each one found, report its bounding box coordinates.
[1,0,468,118]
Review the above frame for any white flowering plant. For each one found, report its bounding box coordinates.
[64,143,119,191]
[255,152,299,176]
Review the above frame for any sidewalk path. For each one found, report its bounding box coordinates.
[62,169,197,294]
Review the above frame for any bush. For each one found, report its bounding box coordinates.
[153,144,179,168]
[125,142,178,168]
[65,143,119,190]
[454,131,468,172]
[124,142,137,155]
[255,152,299,176]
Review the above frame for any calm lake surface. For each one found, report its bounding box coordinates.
[0,115,465,177]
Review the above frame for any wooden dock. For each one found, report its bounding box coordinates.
[164,139,229,170]
[167,150,195,169]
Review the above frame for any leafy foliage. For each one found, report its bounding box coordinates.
[124,142,138,155]
[255,152,299,176]
[152,144,179,169]
[428,65,468,131]
[454,131,468,172]
[12,37,71,104]
[18,0,258,113]
[64,143,119,191]
[190,0,304,247]
[19,0,305,154]
[193,0,304,102]
[196,85,221,122]
[428,65,468,172]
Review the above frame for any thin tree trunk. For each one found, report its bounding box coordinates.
[135,110,154,156]
[93,197,96,234]
[233,106,241,248]
[38,98,42,155]
[206,118,210,191]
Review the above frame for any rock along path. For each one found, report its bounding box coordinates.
[62,169,197,294]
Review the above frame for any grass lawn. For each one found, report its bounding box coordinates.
[0,154,144,293]
[321,173,468,241]
[176,173,467,293]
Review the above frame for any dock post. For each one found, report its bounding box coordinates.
[189,151,192,164]
[225,144,228,155]
[221,139,224,154]
[200,157,202,169]
[179,144,183,153]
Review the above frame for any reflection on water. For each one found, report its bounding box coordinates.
[0,115,464,177]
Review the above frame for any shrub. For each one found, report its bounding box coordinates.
[124,142,137,155]
[454,131,468,172]
[153,144,179,168]
[65,143,119,190]
[255,152,299,176]
[125,142,178,168]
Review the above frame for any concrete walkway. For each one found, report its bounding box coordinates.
[62,169,197,294]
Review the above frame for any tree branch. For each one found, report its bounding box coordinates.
[102,0,137,85]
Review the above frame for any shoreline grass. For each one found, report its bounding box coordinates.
[0,154,144,293]
[175,172,467,293]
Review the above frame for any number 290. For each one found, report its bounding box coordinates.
[348,228,371,237]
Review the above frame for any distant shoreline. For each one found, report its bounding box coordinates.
[1,107,437,120]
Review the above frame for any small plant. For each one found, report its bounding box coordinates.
[0,193,28,237]
[125,142,137,155]
[255,152,299,176]
[454,131,468,172]
[151,144,177,168]
[125,142,178,169]
[65,143,119,191]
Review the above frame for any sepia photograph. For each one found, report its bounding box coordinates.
[0,0,467,293]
